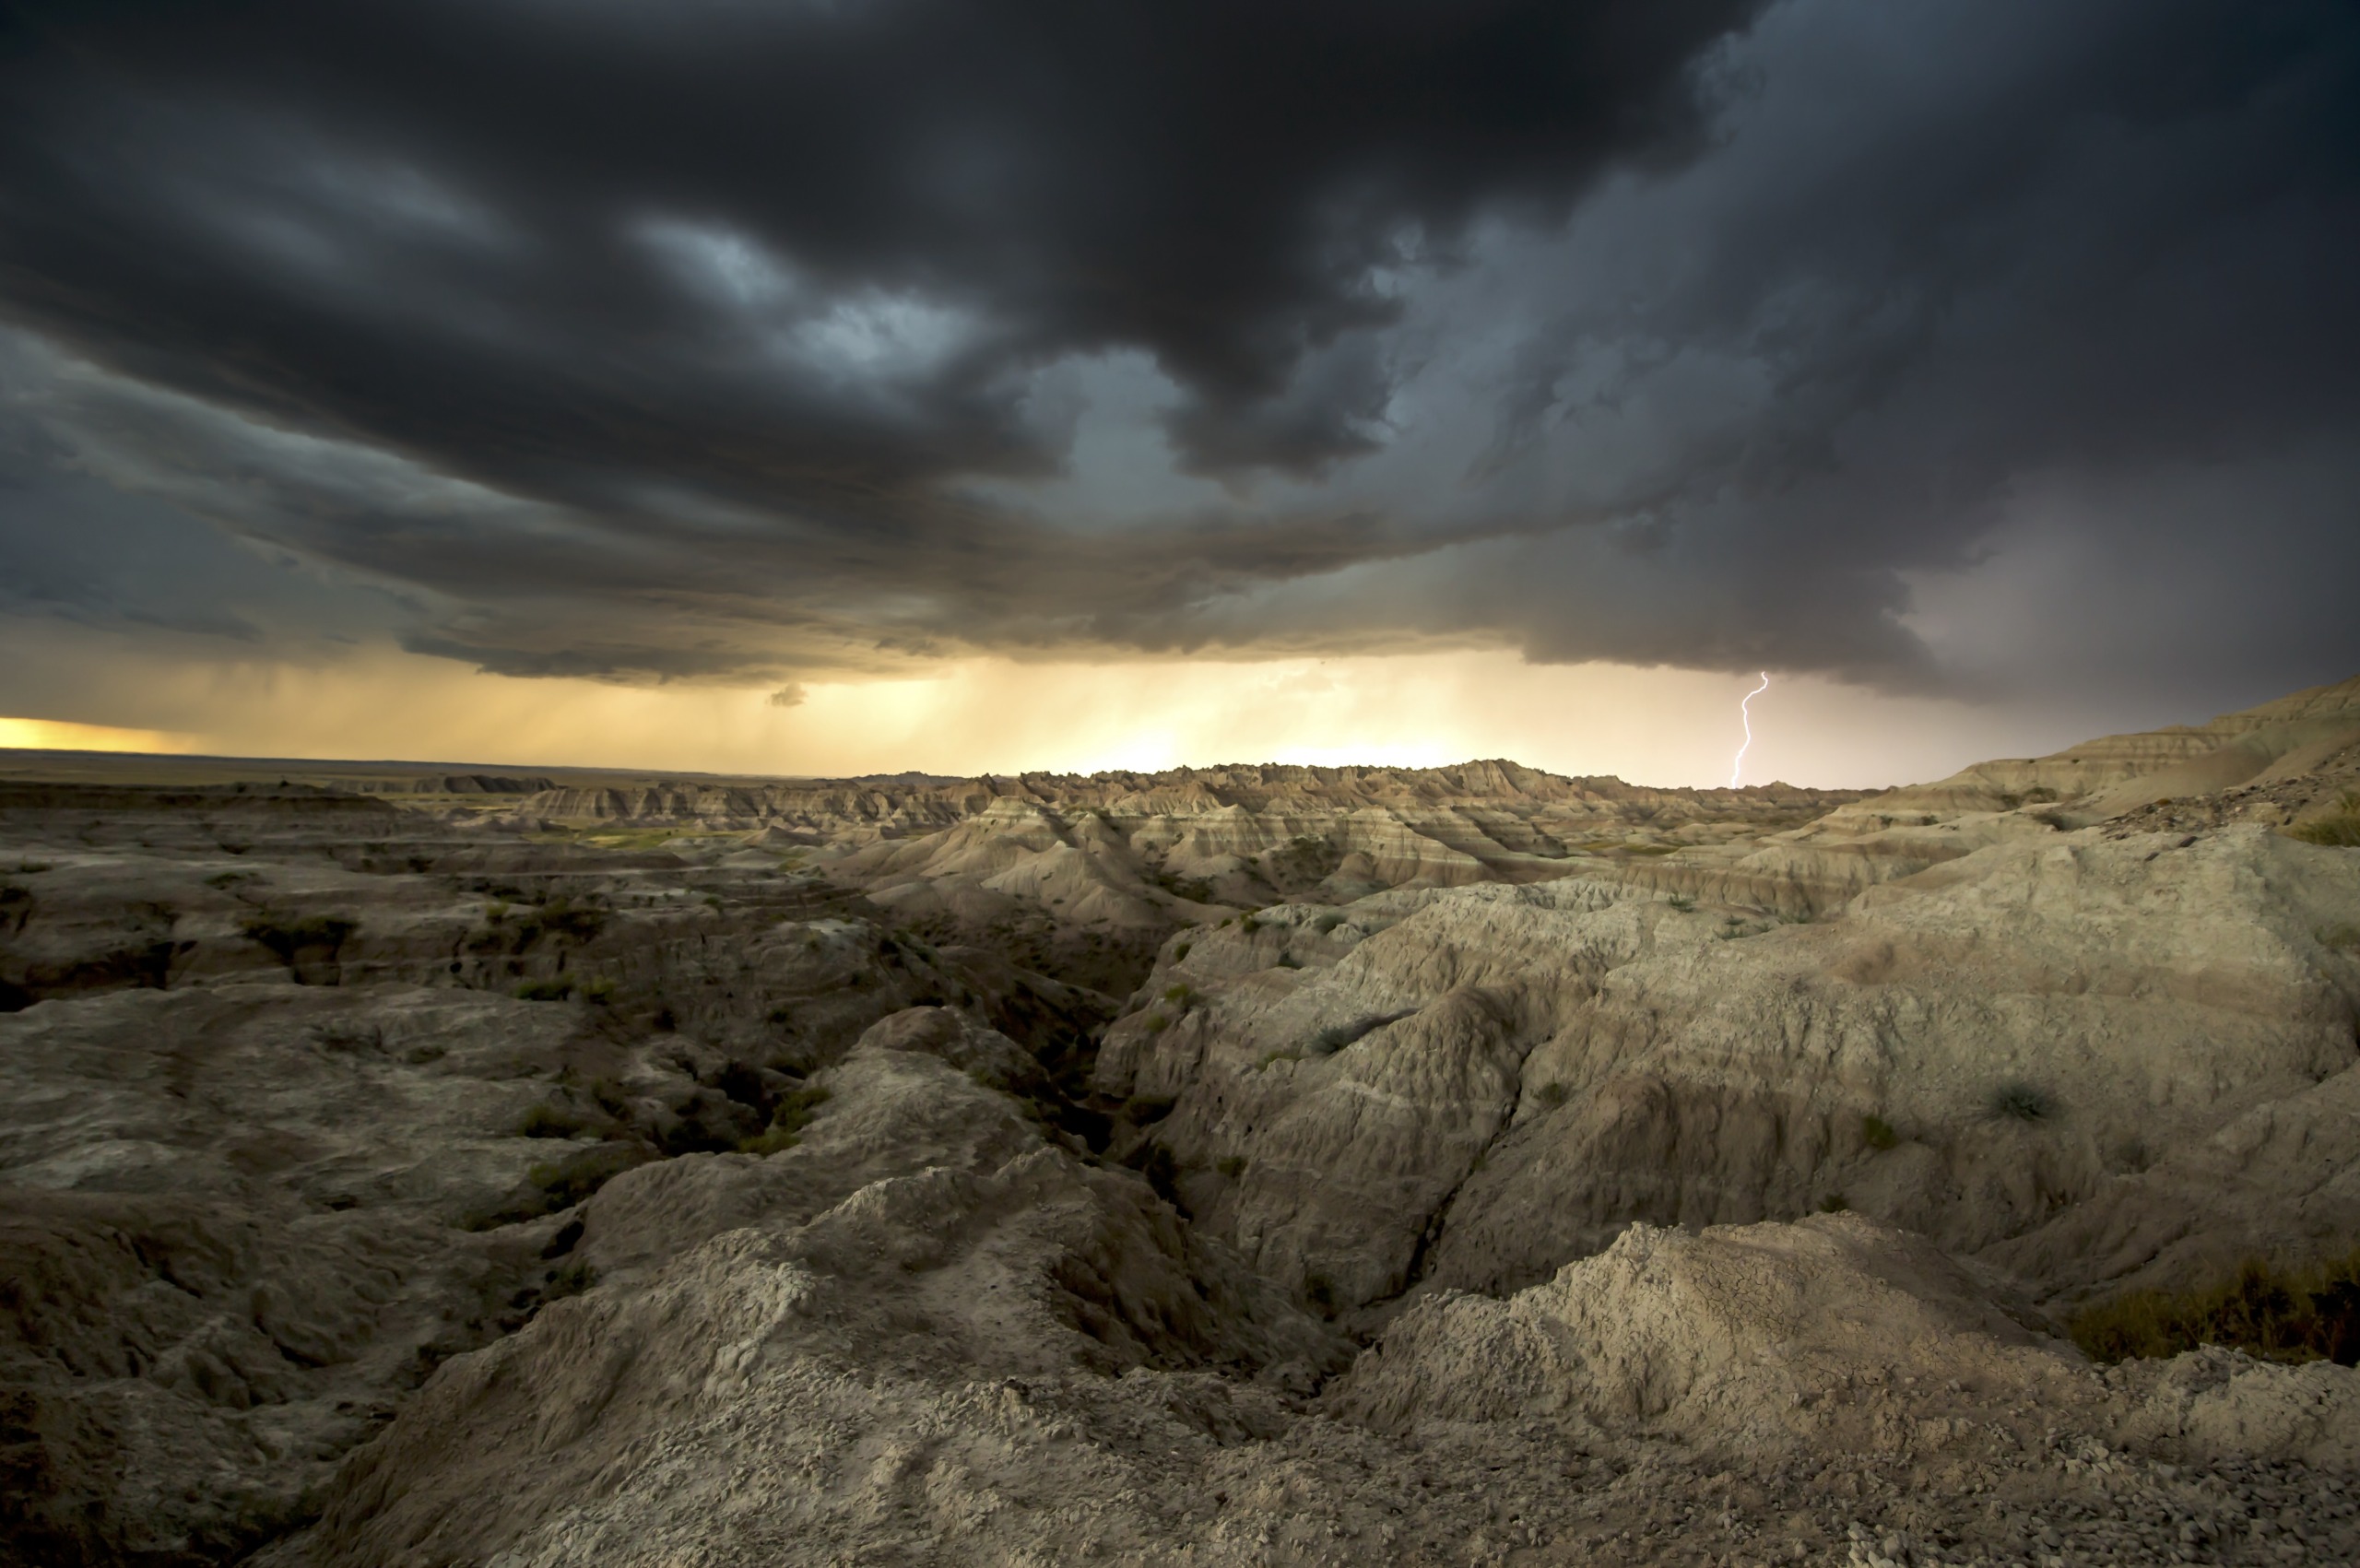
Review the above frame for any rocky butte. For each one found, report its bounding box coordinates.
[4,673,2360,1566]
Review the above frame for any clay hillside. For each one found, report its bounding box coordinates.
[5,673,2360,1566]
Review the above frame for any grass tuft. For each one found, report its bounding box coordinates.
[543,1258,597,1302]
[2286,794,2360,847]
[738,1084,832,1156]
[2072,1250,2360,1365]
[517,1102,599,1138]
[1861,1114,1900,1151]
[522,1143,646,1212]
[1986,1079,2056,1124]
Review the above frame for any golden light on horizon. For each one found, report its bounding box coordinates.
[0,614,2083,789]
[0,715,192,754]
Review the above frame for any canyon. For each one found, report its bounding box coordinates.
[5,674,2360,1565]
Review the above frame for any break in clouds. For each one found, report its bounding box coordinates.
[0,0,2355,706]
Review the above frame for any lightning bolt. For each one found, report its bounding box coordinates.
[1729,671,1769,789]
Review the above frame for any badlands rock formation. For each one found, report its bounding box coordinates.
[3,672,2359,1566]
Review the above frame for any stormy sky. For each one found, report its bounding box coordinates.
[0,0,2354,782]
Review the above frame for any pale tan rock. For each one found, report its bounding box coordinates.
[1331,1214,2090,1462]
[11,680,2360,1567]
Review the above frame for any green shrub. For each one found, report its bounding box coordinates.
[738,1124,802,1156]
[738,1085,832,1155]
[2073,1251,2360,1365]
[514,977,574,1002]
[1536,1081,1571,1110]
[775,1084,832,1126]
[1143,1013,1170,1033]
[1667,894,1695,913]
[588,1077,633,1117]
[543,1259,597,1301]
[517,1102,599,1138]
[1215,1155,1247,1179]
[1136,1143,1183,1209]
[1162,982,1196,1006]
[1239,915,1261,935]
[1986,1080,2056,1123]
[1172,941,1191,961]
[522,1142,648,1212]
[1307,1012,1409,1056]
[1862,1114,1900,1151]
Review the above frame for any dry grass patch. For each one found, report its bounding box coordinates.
[2073,1250,2360,1365]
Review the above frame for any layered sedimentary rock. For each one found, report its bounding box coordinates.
[1823,672,2360,825]
[500,761,1869,940]
[6,676,2360,1566]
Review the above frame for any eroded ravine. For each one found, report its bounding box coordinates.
[6,678,2360,1566]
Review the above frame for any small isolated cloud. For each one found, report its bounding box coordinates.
[767,683,808,709]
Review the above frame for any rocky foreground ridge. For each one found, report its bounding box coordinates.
[2,674,2359,1565]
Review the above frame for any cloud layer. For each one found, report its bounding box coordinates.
[1,0,2354,710]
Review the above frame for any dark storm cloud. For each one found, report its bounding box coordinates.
[1383,0,2360,699]
[0,0,1756,490]
[0,0,2355,702]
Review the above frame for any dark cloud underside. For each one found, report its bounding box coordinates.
[0,0,2354,706]
[0,0,1755,490]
